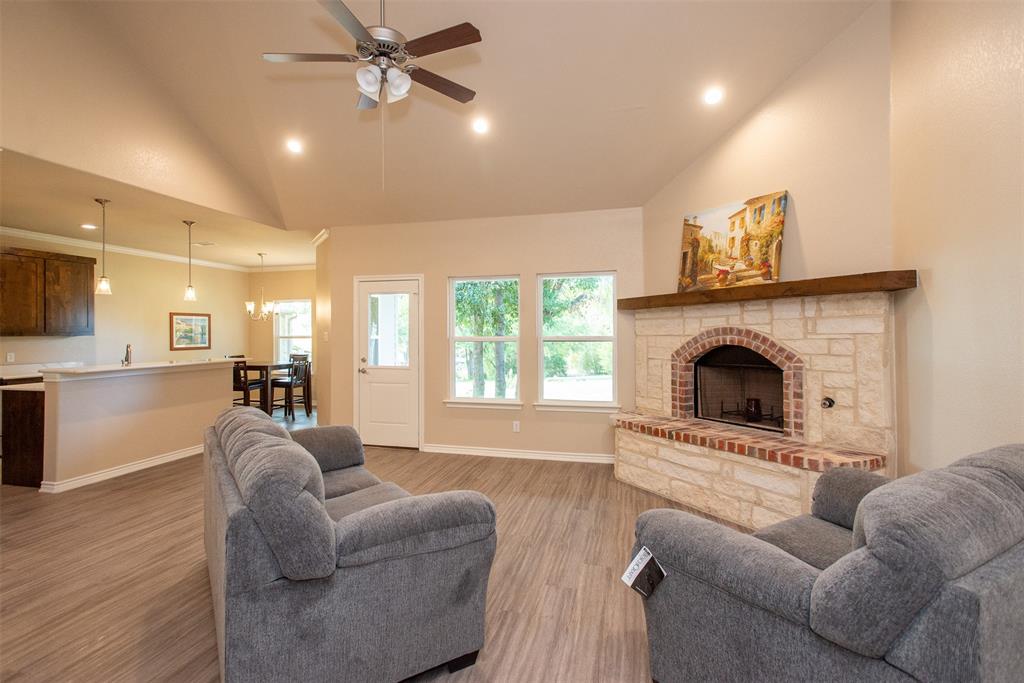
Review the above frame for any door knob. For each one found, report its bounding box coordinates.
[358,367,368,374]
[360,356,367,363]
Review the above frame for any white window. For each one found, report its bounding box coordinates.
[274,299,313,363]
[449,277,519,402]
[538,273,616,405]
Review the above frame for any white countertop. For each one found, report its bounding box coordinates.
[40,358,236,380]
[0,382,44,392]
[0,362,84,380]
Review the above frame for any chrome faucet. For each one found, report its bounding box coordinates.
[121,344,133,367]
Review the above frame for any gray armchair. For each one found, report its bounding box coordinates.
[634,445,1024,682]
[205,407,497,682]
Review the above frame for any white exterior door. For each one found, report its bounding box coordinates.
[356,279,420,447]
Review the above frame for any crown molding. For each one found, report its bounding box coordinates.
[258,264,316,272]
[0,227,314,273]
[311,228,330,247]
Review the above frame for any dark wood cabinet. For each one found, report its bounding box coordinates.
[1,389,45,488]
[0,252,45,335]
[0,248,96,336]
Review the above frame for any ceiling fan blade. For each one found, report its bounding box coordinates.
[263,53,360,63]
[357,93,378,110]
[410,68,475,103]
[404,22,481,58]
[317,0,374,45]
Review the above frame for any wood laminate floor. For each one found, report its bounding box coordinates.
[1,447,734,682]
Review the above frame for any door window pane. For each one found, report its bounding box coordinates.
[368,293,409,367]
[454,341,519,399]
[542,341,614,401]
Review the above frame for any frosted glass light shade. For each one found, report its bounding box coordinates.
[356,65,382,100]
[184,285,197,302]
[95,276,112,295]
[245,301,256,315]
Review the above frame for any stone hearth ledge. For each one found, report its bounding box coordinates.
[612,412,886,530]
[613,413,885,472]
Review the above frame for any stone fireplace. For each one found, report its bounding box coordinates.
[614,281,912,530]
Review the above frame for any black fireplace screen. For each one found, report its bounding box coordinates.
[694,345,784,432]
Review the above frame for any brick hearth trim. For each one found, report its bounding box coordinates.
[614,413,885,472]
[670,325,805,438]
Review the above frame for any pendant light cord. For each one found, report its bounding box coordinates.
[101,201,107,276]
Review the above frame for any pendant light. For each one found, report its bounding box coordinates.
[94,198,112,295]
[183,220,197,302]
[245,253,275,321]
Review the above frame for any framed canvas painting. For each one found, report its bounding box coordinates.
[677,191,788,292]
[169,312,211,351]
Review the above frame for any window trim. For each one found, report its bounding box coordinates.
[448,275,521,404]
[273,298,314,364]
[535,271,618,409]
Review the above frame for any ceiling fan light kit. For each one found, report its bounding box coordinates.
[263,0,481,110]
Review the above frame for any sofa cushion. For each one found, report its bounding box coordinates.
[292,425,365,472]
[215,406,291,468]
[754,515,853,570]
[323,466,382,499]
[228,435,336,580]
[324,482,410,521]
[811,445,1024,657]
[812,468,888,530]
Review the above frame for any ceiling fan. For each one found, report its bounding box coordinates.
[263,0,481,110]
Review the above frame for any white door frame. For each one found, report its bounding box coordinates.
[352,274,425,448]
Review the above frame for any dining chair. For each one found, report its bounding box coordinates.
[232,360,264,407]
[271,358,312,419]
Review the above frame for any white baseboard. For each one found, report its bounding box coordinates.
[421,443,614,465]
[39,444,202,493]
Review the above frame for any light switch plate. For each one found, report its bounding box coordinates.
[5,352,14,363]
[512,420,520,433]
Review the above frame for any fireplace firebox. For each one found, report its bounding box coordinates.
[694,345,784,433]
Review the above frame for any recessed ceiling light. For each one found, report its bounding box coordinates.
[471,117,490,135]
[285,138,304,154]
[192,241,217,247]
[80,223,97,230]
[703,86,725,106]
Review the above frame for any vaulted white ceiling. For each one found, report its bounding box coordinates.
[2,1,870,247]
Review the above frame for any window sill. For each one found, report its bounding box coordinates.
[533,402,622,414]
[444,399,524,410]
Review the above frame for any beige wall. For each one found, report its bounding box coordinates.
[326,208,643,455]
[891,1,1024,472]
[246,268,316,362]
[643,2,892,294]
[0,233,250,365]
[315,239,333,423]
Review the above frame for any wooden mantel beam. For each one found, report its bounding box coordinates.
[617,270,918,311]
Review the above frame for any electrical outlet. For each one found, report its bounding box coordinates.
[512,420,520,433]
[321,330,329,342]
[5,352,14,363]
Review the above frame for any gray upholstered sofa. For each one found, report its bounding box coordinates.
[204,407,497,682]
[634,444,1024,682]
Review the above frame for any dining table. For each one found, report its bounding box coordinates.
[243,360,293,415]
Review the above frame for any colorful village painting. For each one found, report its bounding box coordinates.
[677,191,788,292]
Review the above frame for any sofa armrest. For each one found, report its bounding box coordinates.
[334,491,496,567]
[291,426,365,472]
[635,509,819,625]
[811,468,889,529]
